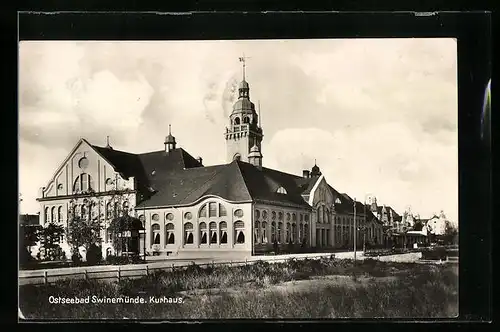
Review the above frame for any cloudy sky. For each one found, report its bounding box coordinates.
[19,39,458,223]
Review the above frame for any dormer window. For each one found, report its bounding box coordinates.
[277,187,287,195]
[335,198,342,204]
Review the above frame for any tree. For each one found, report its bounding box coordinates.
[19,225,40,265]
[443,221,458,245]
[413,219,424,231]
[66,185,136,263]
[67,197,104,263]
[108,214,143,257]
[38,223,65,261]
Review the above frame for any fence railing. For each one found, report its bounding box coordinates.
[19,254,335,286]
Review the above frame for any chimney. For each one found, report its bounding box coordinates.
[303,170,310,178]
[197,157,203,165]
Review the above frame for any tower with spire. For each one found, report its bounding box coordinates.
[225,55,264,164]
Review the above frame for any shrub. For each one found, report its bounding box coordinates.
[86,244,103,265]
[106,254,143,265]
[422,247,447,260]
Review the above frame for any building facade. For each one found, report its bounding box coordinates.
[36,62,385,260]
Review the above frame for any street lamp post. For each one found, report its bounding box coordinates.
[353,198,356,262]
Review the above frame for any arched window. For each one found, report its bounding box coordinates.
[73,177,80,192]
[254,221,260,244]
[291,223,296,243]
[73,173,94,193]
[220,221,228,244]
[51,207,56,223]
[305,214,310,222]
[271,211,276,220]
[234,221,245,244]
[219,204,227,217]
[152,224,161,245]
[209,202,217,217]
[106,202,113,219]
[74,205,81,219]
[271,221,276,243]
[262,210,268,220]
[81,205,87,219]
[105,178,114,191]
[199,222,207,244]
[58,206,63,223]
[209,222,217,244]
[255,209,260,219]
[299,223,304,242]
[286,222,291,243]
[277,222,283,244]
[261,221,268,243]
[45,207,50,223]
[123,201,129,216]
[277,187,287,194]
[234,117,240,125]
[166,223,175,244]
[243,116,250,124]
[184,222,194,244]
[292,213,296,222]
[199,204,207,218]
[300,214,304,222]
[318,206,323,223]
[278,212,283,221]
[304,224,309,244]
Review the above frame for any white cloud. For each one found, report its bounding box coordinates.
[18,39,458,223]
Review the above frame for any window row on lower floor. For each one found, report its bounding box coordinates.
[151,229,246,245]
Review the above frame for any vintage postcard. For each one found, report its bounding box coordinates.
[19,38,459,319]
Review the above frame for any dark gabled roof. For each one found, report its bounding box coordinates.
[137,148,202,183]
[295,176,320,195]
[91,145,202,191]
[238,163,312,208]
[136,161,312,209]
[92,145,148,183]
[19,214,40,225]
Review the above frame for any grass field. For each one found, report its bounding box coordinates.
[19,256,458,319]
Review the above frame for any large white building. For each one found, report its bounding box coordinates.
[36,62,384,260]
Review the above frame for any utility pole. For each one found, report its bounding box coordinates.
[353,198,356,262]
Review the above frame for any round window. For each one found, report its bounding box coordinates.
[166,213,174,221]
[152,214,160,221]
[78,157,89,169]
[184,212,192,220]
[234,209,244,218]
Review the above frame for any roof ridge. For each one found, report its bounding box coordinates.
[178,148,186,168]
[261,166,303,179]
[92,144,138,156]
[234,161,254,199]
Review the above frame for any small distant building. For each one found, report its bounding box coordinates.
[19,214,40,226]
[426,211,449,236]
